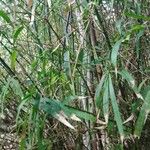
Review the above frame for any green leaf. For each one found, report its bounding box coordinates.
[63,95,79,105]
[63,105,96,122]
[119,69,144,99]
[0,10,11,23]
[40,97,61,116]
[62,95,87,105]
[125,12,150,21]
[131,25,144,32]
[13,26,24,44]
[95,74,106,108]
[109,74,124,142]
[39,97,76,129]
[134,90,150,138]
[103,77,109,123]
[10,77,23,98]
[0,79,11,116]
[141,85,150,99]
[16,94,32,122]
[116,19,123,35]
[10,50,17,70]
[78,49,84,63]
[111,39,123,67]
[138,79,148,93]
[51,44,60,54]
[40,97,97,122]
[135,30,144,58]
[119,69,135,88]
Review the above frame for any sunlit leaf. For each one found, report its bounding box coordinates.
[51,44,60,54]
[70,114,82,122]
[131,25,144,32]
[123,114,134,124]
[0,10,11,23]
[10,50,17,70]
[125,12,150,21]
[47,0,52,8]
[55,113,75,130]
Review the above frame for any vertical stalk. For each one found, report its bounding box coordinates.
[74,1,92,149]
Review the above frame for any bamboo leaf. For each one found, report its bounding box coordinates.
[40,97,97,122]
[103,77,109,123]
[39,97,97,128]
[10,50,17,70]
[55,113,75,130]
[16,94,32,122]
[63,105,97,122]
[119,69,135,88]
[39,97,75,129]
[111,39,123,67]
[134,90,150,138]
[116,19,123,35]
[13,26,24,44]
[109,74,124,142]
[63,95,87,105]
[125,12,150,21]
[119,69,143,99]
[10,77,23,98]
[40,97,61,116]
[0,10,11,23]
[95,74,106,108]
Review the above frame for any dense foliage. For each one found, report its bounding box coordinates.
[0,0,150,149]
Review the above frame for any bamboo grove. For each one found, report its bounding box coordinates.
[0,0,150,149]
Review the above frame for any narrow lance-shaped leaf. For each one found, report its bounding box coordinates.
[40,97,98,123]
[125,12,150,21]
[39,97,75,130]
[95,74,106,108]
[62,95,87,105]
[63,105,97,123]
[13,26,24,44]
[135,29,144,58]
[116,19,123,35]
[0,10,11,23]
[109,74,124,142]
[119,69,135,87]
[134,90,150,138]
[10,50,17,70]
[111,38,123,67]
[10,77,23,98]
[103,77,109,123]
[119,69,143,99]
